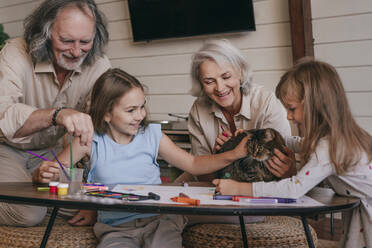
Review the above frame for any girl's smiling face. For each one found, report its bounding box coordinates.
[104,87,146,144]
[283,98,304,135]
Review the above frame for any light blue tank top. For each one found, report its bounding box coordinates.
[88,124,162,226]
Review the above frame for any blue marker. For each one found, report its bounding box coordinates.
[213,195,233,200]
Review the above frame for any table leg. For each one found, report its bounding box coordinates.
[301,216,315,248]
[40,206,59,248]
[239,216,249,248]
[330,212,334,235]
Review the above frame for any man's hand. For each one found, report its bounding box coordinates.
[68,210,97,226]
[32,161,61,183]
[56,108,94,146]
[264,146,296,179]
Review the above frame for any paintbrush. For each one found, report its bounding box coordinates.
[26,150,50,161]
[50,148,71,181]
[69,140,74,178]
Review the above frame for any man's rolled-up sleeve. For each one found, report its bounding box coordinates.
[0,48,36,143]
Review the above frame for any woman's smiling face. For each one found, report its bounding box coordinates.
[199,59,242,113]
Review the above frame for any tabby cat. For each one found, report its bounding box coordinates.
[215,128,286,182]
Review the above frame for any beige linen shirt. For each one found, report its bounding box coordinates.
[0,38,111,150]
[188,84,291,156]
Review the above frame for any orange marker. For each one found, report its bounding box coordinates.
[171,197,200,206]
[179,192,190,198]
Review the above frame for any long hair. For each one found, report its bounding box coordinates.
[190,39,253,97]
[276,58,372,173]
[24,0,108,65]
[90,68,147,135]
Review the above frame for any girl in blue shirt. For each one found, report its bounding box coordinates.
[39,68,248,248]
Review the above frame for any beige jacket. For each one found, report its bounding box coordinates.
[0,38,111,150]
[188,83,291,156]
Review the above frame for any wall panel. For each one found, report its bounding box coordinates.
[111,47,292,77]
[312,0,372,19]
[313,14,372,44]
[312,0,372,134]
[315,41,372,67]
[338,67,372,92]
[0,0,294,124]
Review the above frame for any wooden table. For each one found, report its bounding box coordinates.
[0,182,360,248]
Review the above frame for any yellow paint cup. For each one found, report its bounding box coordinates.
[57,183,69,196]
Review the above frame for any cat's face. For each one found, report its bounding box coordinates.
[215,128,285,182]
[216,128,286,182]
[242,128,285,161]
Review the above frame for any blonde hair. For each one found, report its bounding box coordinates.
[276,58,372,173]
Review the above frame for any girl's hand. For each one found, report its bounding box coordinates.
[232,135,250,159]
[68,210,97,226]
[213,130,232,153]
[264,146,296,179]
[212,179,252,195]
[32,161,61,183]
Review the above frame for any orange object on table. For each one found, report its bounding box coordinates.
[179,193,190,198]
[171,196,200,206]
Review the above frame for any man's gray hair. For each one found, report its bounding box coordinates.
[24,0,108,66]
[190,39,253,97]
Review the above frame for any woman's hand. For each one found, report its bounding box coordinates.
[32,161,61,183]
[234,129,246,136]
[212,129,232,153]
[264,146,296,179]
[68,210,97,226]
[212,179,252,196]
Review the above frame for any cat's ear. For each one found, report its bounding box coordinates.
[267,128,286,146]
[263,129,275,142]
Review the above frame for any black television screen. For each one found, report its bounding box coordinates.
[128,0,256,42]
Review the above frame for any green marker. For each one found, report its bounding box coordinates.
[37,187,50,191]
[70,140,74,178]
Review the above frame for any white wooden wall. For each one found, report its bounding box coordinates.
[0,0,292,122]
[311,0,372,134]
[1,0,370,134]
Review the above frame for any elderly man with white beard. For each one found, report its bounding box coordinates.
[0,0,111,227]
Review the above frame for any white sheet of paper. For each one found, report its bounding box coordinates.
[111,184,324,206]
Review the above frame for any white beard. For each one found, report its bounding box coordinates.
[56,52,87,71]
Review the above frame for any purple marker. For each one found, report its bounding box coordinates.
[83,183,105,186]
[240,198,278,204]
[26,150,50,161]
[213,195,233,200]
